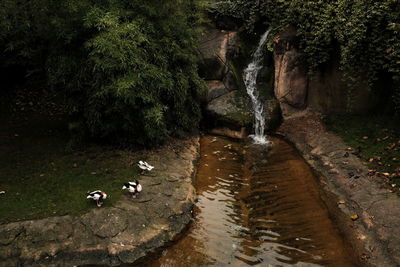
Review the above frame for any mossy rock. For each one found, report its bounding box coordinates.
[205,90,252,130]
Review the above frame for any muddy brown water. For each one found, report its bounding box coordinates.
[148,136,358,267]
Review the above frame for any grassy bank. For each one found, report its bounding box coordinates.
[323,114,400,191]
[0,110,141,223]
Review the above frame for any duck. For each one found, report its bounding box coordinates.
[122,180,142,198]
[138,160,154,174]
[87,190,107,207]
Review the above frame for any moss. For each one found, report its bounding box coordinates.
[225,110,253,127]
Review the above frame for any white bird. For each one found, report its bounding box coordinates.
[87,190,107,207]
[138,160,154,173]
[122,180,142,198]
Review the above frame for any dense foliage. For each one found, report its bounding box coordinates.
[209,0,400,112]
[0,0,205,147]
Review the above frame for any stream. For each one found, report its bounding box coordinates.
[148,135,358,266]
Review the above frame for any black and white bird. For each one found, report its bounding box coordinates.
[122,180,142,198]
[87,190,107,207]
[138,161,154,174]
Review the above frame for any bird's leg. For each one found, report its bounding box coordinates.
[132,193,137,199]
[96,200,100,207]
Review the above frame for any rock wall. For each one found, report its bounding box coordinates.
[199,28,281,136]
[273,27,378,118]
[199,29,252,134]
[273,28,308,117]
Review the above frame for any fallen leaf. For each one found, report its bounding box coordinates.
[387,143,396,150]
[350,215,359,221]
[362,136,369,140]
[361,253,370,260]
[356,233,367,240]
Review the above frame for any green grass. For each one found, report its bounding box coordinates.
[323,114,400,187]
[0,115,140,223]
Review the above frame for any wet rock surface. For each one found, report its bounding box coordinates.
[278,112,400,267]
[0,138,199,266]
[206,90,252,129]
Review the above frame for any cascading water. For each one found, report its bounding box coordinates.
[243,29,272,145]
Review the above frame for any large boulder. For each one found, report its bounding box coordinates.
[206,90,252,129]
[273,28,308,117]
[198,29,237,80]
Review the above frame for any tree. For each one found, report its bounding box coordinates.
[0,0,206,147]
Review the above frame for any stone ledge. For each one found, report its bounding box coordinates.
[278,112,400,267]
[0,137,199,266]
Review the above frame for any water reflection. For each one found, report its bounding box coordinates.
[149,136,357,267]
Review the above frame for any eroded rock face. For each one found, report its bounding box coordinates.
[273,29,308,117]
[198,29,237,80]
[206,80,230,102]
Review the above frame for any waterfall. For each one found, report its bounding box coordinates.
[243,29,272,145]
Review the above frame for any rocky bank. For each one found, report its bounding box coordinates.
[278,112,400,267]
